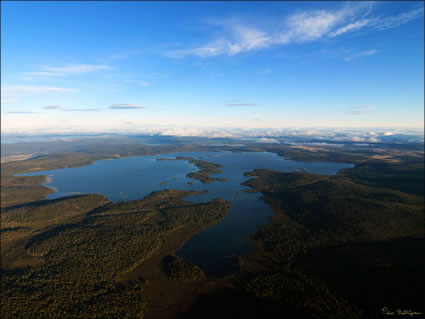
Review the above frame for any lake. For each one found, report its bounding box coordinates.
[19,151,353,276]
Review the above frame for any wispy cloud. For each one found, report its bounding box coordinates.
[1,99,18,104]
[110,104,146,109]
[2,85,77,97]
[224,98,257,107]
[24,71,66,77]
[165,4,423,58]
[102,50,140,63]
[348,105,377,115]
[43,64,112,74]
[329,19,372,37]
[42,105,98,112]
[43,105,64,110]
[332,5,424,37]
[373,5,424,30]
[136,81,150,87]
[166,24,273,58]
[127,80,150,87]
[344,49,378,62]
[225,103,257,107]
[7,111,36,114]
[60,108,99,112]
[24,64,113,78]
[282,9,347,43]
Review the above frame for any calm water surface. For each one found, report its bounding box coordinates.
[20,151,353,276]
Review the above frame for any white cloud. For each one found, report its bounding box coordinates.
[24,71,65,77]
[374,6,424,31]
[103,50,139,62]
[1,123,422,144]
[164,44,220,58]
[225,103,257,107]
[110,104,146,109]
[383,131,393,136]
[224,98,257,107]
[227,25,272,54]
[368,137,379,143]
[165,21,274,58]
[329,19,372,37]
[7,111,36,114]
[24,64,113,78]
[42,64,112,74]
[256,138,280,144]
[344,49,378,62]
[351,136,365,142]
[1,85,77,97]
[283,10,344,43]
[1,99,18,104]
[60,108,99,112]
[41,105,99,112]
[124,80,151,87]
[43,105,64,110]
[165,4,423,58]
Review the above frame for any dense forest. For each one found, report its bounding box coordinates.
[234,169,424,318]
[1,141,424,318]
[1,189,230,318]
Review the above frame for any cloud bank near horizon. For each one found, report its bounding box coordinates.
[1,126,423,145]
[2,2,423,133]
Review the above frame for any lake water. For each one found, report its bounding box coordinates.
[19,151,353,276]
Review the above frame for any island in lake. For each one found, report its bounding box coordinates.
[1,137,424,319]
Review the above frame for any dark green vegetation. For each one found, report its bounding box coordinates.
[1,135,421,207]
[179,162,423,318]
[163,255,206,282]
[1,174,54,207]
[234,168,424,318]
[243,169,423,241]
[186,159,226,184]
[1,152,106,207]
[1,194,109,269]
[1,138,424,318]
[157,156,227,183]
[338,160,424,196]
[1,189,230,318]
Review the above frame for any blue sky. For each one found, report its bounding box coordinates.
[1,1,424,134]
